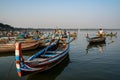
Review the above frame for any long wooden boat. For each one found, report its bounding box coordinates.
[106,32,117,36]
[86,36,106,44]
[15,36,70,77]
[0,40,46,53]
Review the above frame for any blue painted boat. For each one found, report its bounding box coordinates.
[15,35,70,77]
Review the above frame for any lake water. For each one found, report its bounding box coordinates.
[0,30,120,80]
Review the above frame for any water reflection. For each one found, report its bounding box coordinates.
[27,55,70,80]
[107,35,117,45]
[108,35,117,40]
[86,42,106,54]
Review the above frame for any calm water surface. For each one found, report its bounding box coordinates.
[0,30,120,80]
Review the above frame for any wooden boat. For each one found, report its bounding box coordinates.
[86,36,106,44]
[0,40,46,53]
[86,33,105,44]
[106,32,117,36]
[86,33,106,44]
[15,36,70,77]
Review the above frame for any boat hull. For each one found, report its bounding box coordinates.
[87,37,106,44]
[21,53,69,76]
[0,40,45,53]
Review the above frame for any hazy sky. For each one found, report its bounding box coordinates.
[0,0,120,29]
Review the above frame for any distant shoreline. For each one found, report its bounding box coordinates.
[0,22,120,31]
[80,29,120,31]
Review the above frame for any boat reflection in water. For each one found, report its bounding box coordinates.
[86,42,106,54]
[0,47,43,57]
[27,55,70,80]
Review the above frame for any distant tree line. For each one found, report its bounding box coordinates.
[0,23,34,31]
[0,23,14,31]
[0,22,78,31]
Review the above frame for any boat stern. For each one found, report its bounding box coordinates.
[15,42,23,77]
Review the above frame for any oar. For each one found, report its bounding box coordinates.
[67,37,75,44]
[43,39,55,54]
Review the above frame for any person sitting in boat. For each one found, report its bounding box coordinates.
[97,28,106,37]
